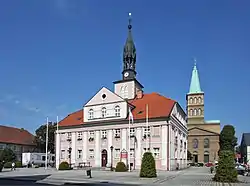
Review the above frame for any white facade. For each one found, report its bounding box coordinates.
[56,80,188,170]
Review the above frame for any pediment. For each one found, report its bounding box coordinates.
[188,127,219,136]
[170,103,186,125]
[85,87,125,107]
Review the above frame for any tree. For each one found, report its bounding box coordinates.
[219,125,237,154]
[187,150,192,160]
[214,125,238,183]
[140,152,157,178]
[0,148,16,162]
[213,150,238,183]
[34,122,56,153]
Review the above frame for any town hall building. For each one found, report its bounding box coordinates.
[56,15,188,171]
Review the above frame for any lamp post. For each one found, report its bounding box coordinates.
[110,146,114,171]
[68,147,72,168]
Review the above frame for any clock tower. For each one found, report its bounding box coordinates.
[113,13,143,99]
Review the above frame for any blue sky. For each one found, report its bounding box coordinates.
[0,0,249,142]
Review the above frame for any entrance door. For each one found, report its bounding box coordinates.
[193,154,198,163]
[101,149,107,167]
[204,154,209,163]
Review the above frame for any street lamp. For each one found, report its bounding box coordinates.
[68,147,72,168]
[110,146,114,171]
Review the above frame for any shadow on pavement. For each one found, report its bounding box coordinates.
[0,174,51,185]
[64,183,140,186]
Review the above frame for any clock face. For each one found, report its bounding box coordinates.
[124,72,129,77]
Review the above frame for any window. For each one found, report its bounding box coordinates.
[198,97,202,104]
[42,156,46,161]
[184,142,187,149]
[115,149,120,159]
[153,148,160,159]
[194,109,197,116]
[130,148,135,158]
[101,130,107,139]
[124,86,128,98]
[89,149,94,159]
[115,106,120,117]
[204,138,210,148]
[189,109,193,116]
[143,126,150,136]
[143,148,150,153]
[89,131,94,136]
[193,139,198,149]
[194,97,197,104]
[153,126,160,136]
[61,150,65,159]
[67,133,72,141]
[77,132,82,140]
[78,150,82,159]
[189,98,193,104]
[130,128,135,136]
[89,109,94,119]
[198,109,202,115]
[114,129,120,138]
[180,140,183,149]
[101,107,106,118]
[175,136,178,147]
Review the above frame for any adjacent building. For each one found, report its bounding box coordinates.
[0,125,36,161]
[56,15,188,171]
[186,62,221,163]
[240,133,250,163]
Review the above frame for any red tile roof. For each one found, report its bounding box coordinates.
[59,93,176,127]
[0,125,35,146]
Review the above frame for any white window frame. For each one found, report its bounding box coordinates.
[115,148,120,159]
[114,129,120,138]
[89,149,94,159]
[61,150,65,159]
[153,148,160,159]
[77,149,82,159]
[101,107,107,118]
[77,132,82,140]
[130,128,135,136]
[101,130,107,139]
[115,106,120,117]
[89,109,94,119]
[143,126,150,137]
[130,148,135,158]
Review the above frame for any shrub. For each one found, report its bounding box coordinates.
[213,150,238,183]
[4,162,12,168]
[115,162,128,172]
[59,161,70,170]
[15,161,22,168]
[139,152,157,178]
[198,162,204,167]
[0,163,3,172]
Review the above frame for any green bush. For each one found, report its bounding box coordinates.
[139,152,157,178]
[15,161,22,168]
[0,163,3,172]
[213,150,238,183]
[115,162,128,172]
[4,162,12,168]
[198,162,204,167]
[59,161,71,170]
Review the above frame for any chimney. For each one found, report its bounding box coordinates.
[136,90,143,99]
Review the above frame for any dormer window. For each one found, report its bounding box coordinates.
[88,109,94,119]
[101,107,106,118]
[115,106,120,117]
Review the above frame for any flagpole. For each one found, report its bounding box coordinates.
[56,116,60,170]
[128,110,131,172]
[146,104,149,151]
[45,117,49,170]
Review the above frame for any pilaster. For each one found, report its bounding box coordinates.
[107,130,113,166]
[135,128,142,167]
[161,125,167,169]
[95,131,101,167]
[83,131,87,162]
[71,132,76,164]
[55,132,60,169]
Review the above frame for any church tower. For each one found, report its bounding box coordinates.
[186,62,204,124]
[114,13,143,100]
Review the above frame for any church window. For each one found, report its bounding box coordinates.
[115,106,120,117]
[88,109,94,119]
[198,109,202,115]
[101,107,106,118]
[194,97,197,104]
[124,86,128,98]
[189,109,193,116]
[204,138,210,148]
[194,109,197,116]
[193,139,198,149]
[189,98,193,104]
[198,97,202,104]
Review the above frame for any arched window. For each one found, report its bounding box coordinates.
[194,109,197,116]
[198,97,202,104]
[193,139,198,149]
[101,107,106,118]
[189,98,193,104]
[124,86,128,98]
[204,138,210,148]
[189,109,193,116]
[115,105,120,117]
[198,108,202,115]
[88,109,94,119]
[194,97,197,104]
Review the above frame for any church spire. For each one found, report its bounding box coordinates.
[188,59,203,94]
[122,13,137,80]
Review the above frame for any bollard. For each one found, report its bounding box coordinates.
[86,168,92,178]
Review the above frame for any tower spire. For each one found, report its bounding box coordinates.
[122,12,136,80]
[188,58,203,94]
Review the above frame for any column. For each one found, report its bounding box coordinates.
[121,129,127,151]
[95,131,101,167]
[161,125,168,169]
[107,130,113,166]
[83,131,87,162]
[71,132,76,164]
[55,132,60,169]
[135,128,142,167]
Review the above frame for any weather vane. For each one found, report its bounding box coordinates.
[128,12,132,29]
[193,57,197,65]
